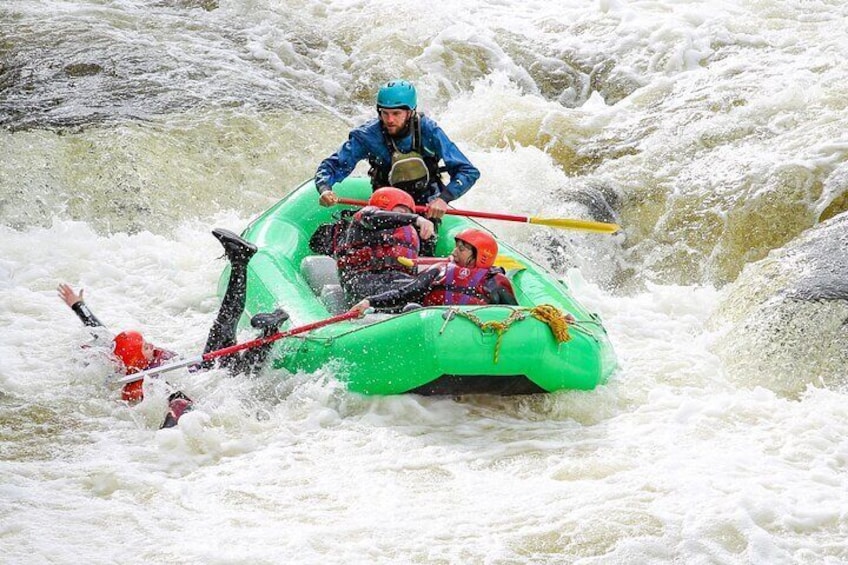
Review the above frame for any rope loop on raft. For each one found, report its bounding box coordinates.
[528,304,572,344]
[450,304,572,363]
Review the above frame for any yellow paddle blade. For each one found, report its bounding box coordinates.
[493,255,525,270]
[397,255,525,270]
[528,216,620,234]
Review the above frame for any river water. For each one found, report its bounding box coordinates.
[2,1,847,563]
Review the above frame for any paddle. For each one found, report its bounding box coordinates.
[114,310,362,385]
[397,255,526,271]
[336,198,620,234]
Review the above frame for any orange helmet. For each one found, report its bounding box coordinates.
[455,228,498,268]
[369,187,415,212]
[113,330,149,374]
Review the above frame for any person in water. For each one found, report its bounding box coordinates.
[58,228,289,429]
[314,79,480,224]
[351,228,517,313]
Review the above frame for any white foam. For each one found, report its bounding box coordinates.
[3,0,848,562]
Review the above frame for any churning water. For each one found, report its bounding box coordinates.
[2,0,847,563]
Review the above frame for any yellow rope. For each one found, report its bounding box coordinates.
[529,304,572,344]
[453,309,525,363]
[452,304,572,363]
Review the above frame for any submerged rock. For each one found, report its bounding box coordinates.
[710,211,848,396]
[63,63,103,77]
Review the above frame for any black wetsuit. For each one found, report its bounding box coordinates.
[199,256,277,374]
[336,207,435,305]
[365,264,518,311]
[71,301,103,327]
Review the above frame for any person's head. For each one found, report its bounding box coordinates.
[112,330,155,374]
[452,228,498,268]
[369,187,415,213]
[376,79,416,136]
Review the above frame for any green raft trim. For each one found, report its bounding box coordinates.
[224,177,617,395]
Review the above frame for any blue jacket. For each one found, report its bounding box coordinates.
[315,115,480,203]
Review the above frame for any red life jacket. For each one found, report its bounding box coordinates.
[150,348,176,368]
[422,263,491,306]
[120,347,176,403]
[336,223,420,275]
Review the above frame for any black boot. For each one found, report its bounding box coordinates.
[251,308,290,336]
[240,309,291,374]
[212,228,258,265]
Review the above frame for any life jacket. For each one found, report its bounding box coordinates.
[368,113,444,204]
[422,263,491,306]
[335,219,420,275]
[150,348,176,369]
[120,347,176,402]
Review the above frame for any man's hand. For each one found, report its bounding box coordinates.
[319,190,339,207]
[415,216,436,240]
[57,283,83,308]
[425,197,448,219]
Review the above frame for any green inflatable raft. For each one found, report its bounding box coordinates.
[225,178,617,395]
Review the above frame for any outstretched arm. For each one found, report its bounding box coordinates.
[364,267,442,310]
[355,208,437,248]
[357,208,435,239]
[58,283,104,328]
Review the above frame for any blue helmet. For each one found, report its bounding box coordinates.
[376,80,417,110]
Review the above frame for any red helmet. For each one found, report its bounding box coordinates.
[369,187,415,212]
[455,228,498,268]
[113,330,149,373]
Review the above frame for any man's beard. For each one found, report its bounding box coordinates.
[386,119,411,139]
